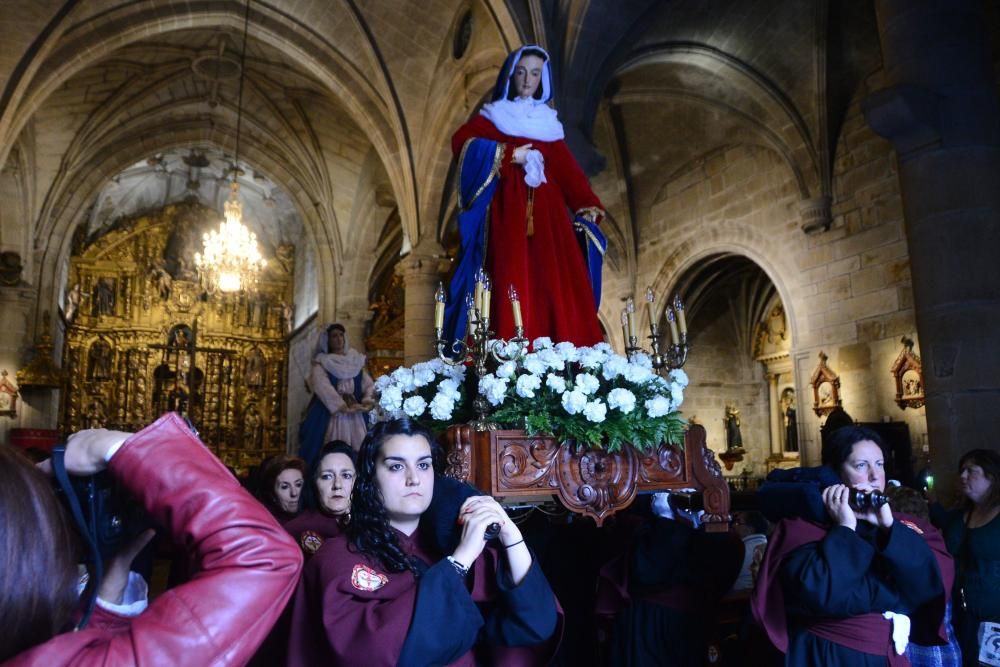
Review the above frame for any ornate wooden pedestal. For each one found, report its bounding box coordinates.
[442,423,730,531]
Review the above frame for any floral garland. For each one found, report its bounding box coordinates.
[374,338,688,452]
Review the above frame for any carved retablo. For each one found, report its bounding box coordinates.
[61,201,293,474]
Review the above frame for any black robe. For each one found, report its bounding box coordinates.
[753,515,952,666]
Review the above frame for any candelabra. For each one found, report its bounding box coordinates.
[622,289,689,373]
[434,280,528,431]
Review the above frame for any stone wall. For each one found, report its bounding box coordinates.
[602,74,925,468]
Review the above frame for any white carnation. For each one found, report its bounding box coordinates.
[374,374,393,392]
[670,387,684,410]
[578,347,608,369]
[515,373,542,398]
[532,336,554,350]
[412,365,436,388]
[607,388,637,413]
[554,341,579,362]
[390,367,417,392]
[593,342,613,354]
[669,368,689,389]
[561,390,588,415]
[602,355,629,380]
[624,363,654,384]
[402,395,427,418]
[428,393,455,420]
[523,354,547,376]
[631,352,654,369]
[478,374,509,406]
[583,399,608,423]
[645,395,673,418]
[546,373,566,394]
[438,377,461,400]
[496,361,517,379]
[379,385,404,412]
[537,348,565,371]
[575,372,601,395]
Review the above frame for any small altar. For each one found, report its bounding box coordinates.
[442,423,731,531]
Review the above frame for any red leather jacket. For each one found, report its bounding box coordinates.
[4,413,304,666]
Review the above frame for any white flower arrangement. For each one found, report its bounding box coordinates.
[373,339,687,451]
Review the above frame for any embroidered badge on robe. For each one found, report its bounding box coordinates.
[900,519,925,535]
[352,563,389,591]
[299,531,324,554]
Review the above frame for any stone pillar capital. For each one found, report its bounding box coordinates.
[799,196,832,234]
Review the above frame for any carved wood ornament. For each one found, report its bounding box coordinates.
[890,336,925,409]
[443,424,730,530]
[809,351,842,417]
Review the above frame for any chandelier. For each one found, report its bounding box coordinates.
[195,0,265,294]
[195,181,266,292]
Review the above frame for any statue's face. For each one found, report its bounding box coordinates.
[327,329,345,354]
[513,54,544,98]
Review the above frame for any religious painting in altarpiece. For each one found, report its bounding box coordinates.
[61,201,293,475]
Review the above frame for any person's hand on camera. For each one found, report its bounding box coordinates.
[823,484,857,530]
[98,529,156,605]
[859,500,894,531]
[451,495,512,569]
[37,428,133,476]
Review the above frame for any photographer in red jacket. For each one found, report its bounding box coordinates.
[0,412,303,666]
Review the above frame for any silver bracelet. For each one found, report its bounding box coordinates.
[446,556,469,577]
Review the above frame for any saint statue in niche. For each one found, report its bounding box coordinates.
[64,283,82,323]
[88,340,113,381]
[92,277,116,316]
[245,349,265,388]
[781,387,799,453]
[244,405,264,449]
[724,403,743,450]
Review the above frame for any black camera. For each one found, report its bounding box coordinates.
[52,466,135,562]
[848,489,889,510]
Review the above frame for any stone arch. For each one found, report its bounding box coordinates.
[646,229,799,347]
[0,2,417,246]
[35,130,336,338]
[615,41,822,200]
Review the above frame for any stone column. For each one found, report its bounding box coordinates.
[395,240,448,366]
[865,0,1000,494]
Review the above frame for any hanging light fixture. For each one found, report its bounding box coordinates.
[195,0,265,293]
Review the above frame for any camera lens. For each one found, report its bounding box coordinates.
[849,490,889,510]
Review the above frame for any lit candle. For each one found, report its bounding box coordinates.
[474,269,484,314]
[434,282,446,330]
[673,294,687,335]
[645,286,656,333]
[466,292,477,337]
[620,310,629,346]
[666,308,680,346]
[482,274,492,321]
[509,285,523,328]
[626,298,636,340]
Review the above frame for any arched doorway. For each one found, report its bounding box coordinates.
[669,253,798,482]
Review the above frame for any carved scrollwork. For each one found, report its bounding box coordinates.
[443,423,473,481]
[497,435,558,491]
[551,443,639,526]
[637,444,685,483]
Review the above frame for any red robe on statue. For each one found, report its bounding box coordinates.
[451,115,605,347]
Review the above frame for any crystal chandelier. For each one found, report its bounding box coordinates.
[195,181,266,292]
[194,0,265,294]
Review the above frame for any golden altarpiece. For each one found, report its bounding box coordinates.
[61,201,293,473]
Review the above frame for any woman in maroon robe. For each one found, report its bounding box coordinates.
[752,426,953,666]
[286,418,560,666]
[451,45,605,346]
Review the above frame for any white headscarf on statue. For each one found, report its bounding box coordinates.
[313,323,366,380]
[479,45,565,142]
